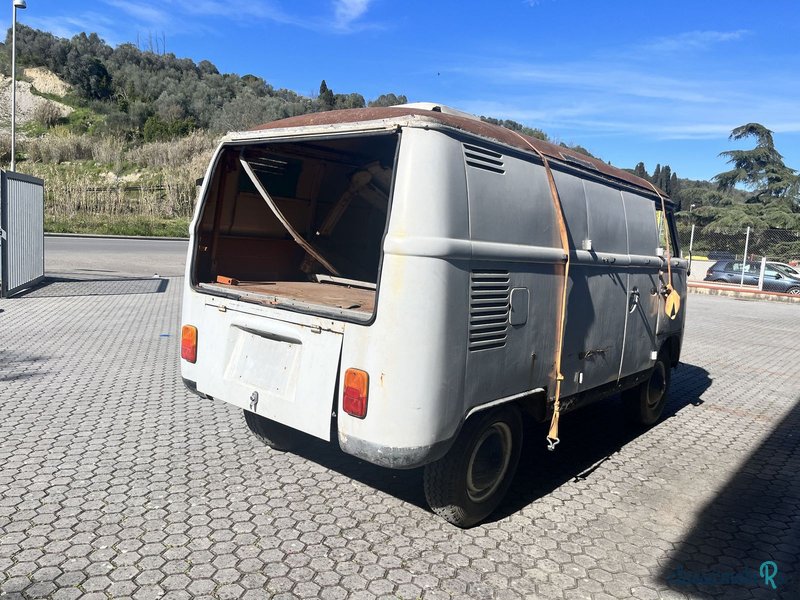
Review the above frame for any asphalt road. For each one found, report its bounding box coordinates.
[45,235,189,278]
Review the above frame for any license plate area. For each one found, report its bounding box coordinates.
[196,310,343,442]
[224,327,301,402]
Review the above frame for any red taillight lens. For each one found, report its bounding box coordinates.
[181,325,197,363]
[343,368,369,419]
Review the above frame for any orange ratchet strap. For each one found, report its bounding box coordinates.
[509,132,570,451]
[644,181,681,320]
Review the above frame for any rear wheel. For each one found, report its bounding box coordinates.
[622,352,671,426]
[243,410,301,451]
[786,286,800,295]
[423,405,522,528]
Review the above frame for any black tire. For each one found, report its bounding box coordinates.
[622,351,671,426]
[423,405,522,528]
[786,286,800,295]
[243,410,300,451]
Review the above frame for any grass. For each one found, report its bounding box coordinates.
[45,215,190,237]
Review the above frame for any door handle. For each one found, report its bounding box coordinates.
[629,287,640,313]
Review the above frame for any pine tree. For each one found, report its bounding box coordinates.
[669,172,679,196]
[318,80,335,111]
[661,166,672,193]
[633,162,647,179]
[714,123,799,207]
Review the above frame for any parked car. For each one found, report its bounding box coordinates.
[767,261,800,277]
[707,251,736,260]
[704,260,800,294]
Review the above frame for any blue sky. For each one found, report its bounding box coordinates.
[7,0,800,181]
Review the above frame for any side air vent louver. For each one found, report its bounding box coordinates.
[464,143,505,174]
[469,270,511,351]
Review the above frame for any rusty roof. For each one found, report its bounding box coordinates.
[253,107,667,199]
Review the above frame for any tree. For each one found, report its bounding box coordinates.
[480,116,548,141]
[368,93,408,107]
[714,123,799,209]
[318,80,335,110]
[633,162,647,179]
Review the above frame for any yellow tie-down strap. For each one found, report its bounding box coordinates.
[645,181,681,320]
[509,132,570,451]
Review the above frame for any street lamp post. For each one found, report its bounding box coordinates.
[10,0,27,172]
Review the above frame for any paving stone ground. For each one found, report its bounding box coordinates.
[1,275,798,599]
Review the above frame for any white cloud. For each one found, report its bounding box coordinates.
[104,0,171,26]
[642,29,750,53]
[334,0,371,27]
[26,0,379,44]
[446,53,800,143]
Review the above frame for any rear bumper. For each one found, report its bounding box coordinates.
[337,429,456,469]
[182,377,208,399]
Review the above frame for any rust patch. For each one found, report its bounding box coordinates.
[251,107,664,199]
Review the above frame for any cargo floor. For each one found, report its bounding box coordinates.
[200,280,375,313]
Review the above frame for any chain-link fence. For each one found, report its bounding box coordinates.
[678,226,800,293]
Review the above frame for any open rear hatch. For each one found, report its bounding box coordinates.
[192,132,398,322]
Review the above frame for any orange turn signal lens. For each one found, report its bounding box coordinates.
[343,368,369,419]
[181,325,198,363]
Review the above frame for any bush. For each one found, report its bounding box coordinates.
[24,133,94,163]
[33,101,63,129]
[125,130,216,169]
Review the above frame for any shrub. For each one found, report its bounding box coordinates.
[32,101,63,129]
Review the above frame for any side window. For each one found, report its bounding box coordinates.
[667,211,680,257]
[733,262,757,273]
[656,207,680,257]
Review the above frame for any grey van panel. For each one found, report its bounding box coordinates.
[552,170,588,248]
[463,153,560,412]
[465,145,558,249]
[585,180,628,255]
[620,191,660,377]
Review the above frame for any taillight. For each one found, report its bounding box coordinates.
[181,325,198,363]
[343,368,369,419]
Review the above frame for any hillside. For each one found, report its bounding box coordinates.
[0,69,72,125]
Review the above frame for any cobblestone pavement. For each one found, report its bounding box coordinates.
[1,276,798,600]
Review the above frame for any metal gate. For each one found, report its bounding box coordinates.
[0,171,45,298]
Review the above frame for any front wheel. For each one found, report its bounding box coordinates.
[786,286,800,295]
[423,405,522,528]
[622,352,671,426]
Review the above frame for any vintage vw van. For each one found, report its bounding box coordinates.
[180,104,686,526]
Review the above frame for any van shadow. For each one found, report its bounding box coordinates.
[10,276,169,298]
[290,362,711,518]
[490,361,710,522]
[656,396,800,598]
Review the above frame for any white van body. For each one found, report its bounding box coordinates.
[181,105,686,525]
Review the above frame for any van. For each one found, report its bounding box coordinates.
[180,104,687,527]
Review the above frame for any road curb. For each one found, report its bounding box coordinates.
[688,282,800,303]
[45,232,189,242]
